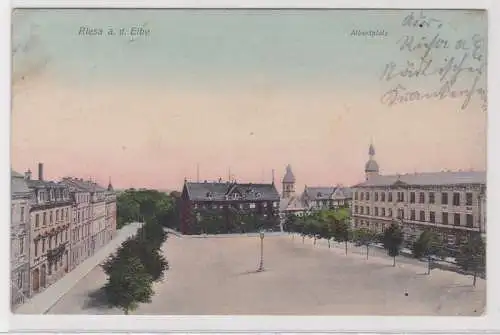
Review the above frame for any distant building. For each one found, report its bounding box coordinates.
[26,163,72,296]
[351,143,486,249]
[180,180,280,234]
[11,170,31,308]
[280,165,307,218]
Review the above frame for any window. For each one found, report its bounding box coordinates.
[48,237,52,250]
[442,212,449,225]
[19,238,24,255]
[429,192,435,204]
[410,210,415,220]
[366,207,370,215]
[48,263,52,275]
[17,272,22,288]
[466,214,473,227]
[388,192,393,202]
[354,205,358,214]
[374,207,379,216]
[360,192,364,201]
[19,206,24,222]
[388,208,393,217]
[442,192,448,205]
[42,239,46,252]
[366,192,370,201]
[410,192,415,203]
[381,192,386,202]
[453,193,460,206]
[355,192,358,200]
[381,208,386,216]
[34,240,38,257]
[360,207,364,215]
[398,209,404,219]
[419,192,425,204]
[454,213,461,226]
[397,192,405,202]
[420,210,425,221]
[35,214,40,228]
[65,230,68,241]
[54,260,58,271]
[466,193,473,206]
[375,192,379,202]
[429,211,435,223]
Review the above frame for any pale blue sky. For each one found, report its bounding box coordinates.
[13,9,487,89]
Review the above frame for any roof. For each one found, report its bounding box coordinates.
[60,177,107,192]
[26,179,65,189]
[282,165,296,183]
[365,159,379,172]
[280,196,307,212]
[185,181,280,202]
[11,171,31,195]
[303,186,337,200]
[353,171,487,187]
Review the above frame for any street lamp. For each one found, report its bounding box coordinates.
[257,229,265,272]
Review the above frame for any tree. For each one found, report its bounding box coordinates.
[104,256,154,314]
[383,222,404,266]
[353,228,377,259]
[456,234,486,287]
[412,230,441,274]
[332,219,351,255]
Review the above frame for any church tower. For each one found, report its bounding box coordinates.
[365,142,380,181]
[282,164,296,199]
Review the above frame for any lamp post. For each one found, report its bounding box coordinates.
[258,229,265,272]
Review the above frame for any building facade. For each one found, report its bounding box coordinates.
[26,164,72,296]
[105,180,117,242]
[180,180,281,234]
[351,144,486,250]
[11,171,31,308]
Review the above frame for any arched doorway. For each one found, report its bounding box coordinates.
[32,268,40,293]
[40,264,47,288]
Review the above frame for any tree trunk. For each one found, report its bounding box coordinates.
[302,235,305,243]
[393,256,396,267]
[124,308,129,315]
[314,237,316,246]
[328,239,331,248]
[366,245,369,259]
[345,240,348,255]
[473,270,477,287]
[427,255,431,275]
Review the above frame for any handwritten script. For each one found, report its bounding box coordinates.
[380,11,487,112]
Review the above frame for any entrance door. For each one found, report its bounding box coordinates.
[40,264,47,288]
[32,268,40,292]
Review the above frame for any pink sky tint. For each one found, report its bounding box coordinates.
[11,76,486,191]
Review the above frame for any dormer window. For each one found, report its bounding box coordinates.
[255,192,262,198]
[317,192,322,197]
[232,193,240,200]
[206,192,213,199]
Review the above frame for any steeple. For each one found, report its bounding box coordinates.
[365,142,380,181]
[107,176,114,191]
[282,164,296,199]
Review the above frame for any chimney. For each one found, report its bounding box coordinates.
[38,163,44,181]
[24,169,32,180]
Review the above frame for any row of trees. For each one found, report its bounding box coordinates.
[102,220,169,314]
[285,211,486,286]
[117,189,179,230]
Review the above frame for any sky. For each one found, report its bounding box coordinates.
[11,9,487,191]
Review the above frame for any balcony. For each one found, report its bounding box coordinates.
[46,242,67,263]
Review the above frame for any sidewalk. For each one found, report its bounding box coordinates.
[14,222,143,315]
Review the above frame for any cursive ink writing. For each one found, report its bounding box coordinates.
[401,10,443,29]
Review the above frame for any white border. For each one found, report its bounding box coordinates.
[4,0,499,333]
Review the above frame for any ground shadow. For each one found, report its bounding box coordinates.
[234,269,267,276]
[82,287,113,310]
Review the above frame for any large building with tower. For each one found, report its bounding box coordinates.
[351,143,486,249]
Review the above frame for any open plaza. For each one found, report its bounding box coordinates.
[46,233,485,316]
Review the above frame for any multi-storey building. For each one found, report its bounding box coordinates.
[60,177,93,270]
[26,164,72,295]
[180,179,281,234]
[60,177,113,268]
[351,144,486,249]
[11,171,31,308]
[279,164,353,219]
[105,179,117,241]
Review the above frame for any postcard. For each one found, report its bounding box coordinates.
[10,6,488,332]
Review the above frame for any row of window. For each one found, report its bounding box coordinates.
[354,190,474,206]
[34,208,70,228]
[36,189,70,203]
[194,202,279,210]
[354,205,475,227]
[33,229,69,257]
